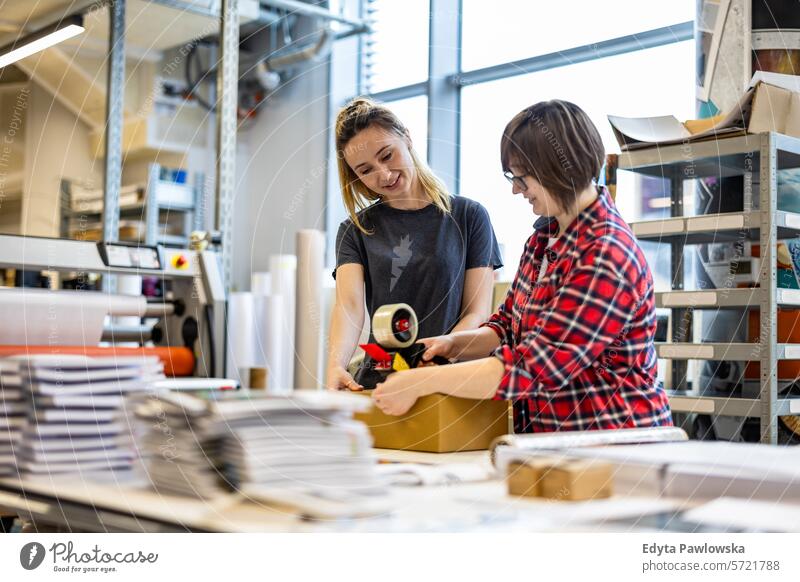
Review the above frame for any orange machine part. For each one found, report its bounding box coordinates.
[745,310,800,380]
[0,345,195,377]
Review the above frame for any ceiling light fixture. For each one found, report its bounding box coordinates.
[0,15,84,69]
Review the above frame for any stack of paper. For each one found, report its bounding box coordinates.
[12,355,163,476]
[223,412,375,491]
[134,391,227,498]
[135,390,380,499]
[70,183,142,213]
[0,361,24,477]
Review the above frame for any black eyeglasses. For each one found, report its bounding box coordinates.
[503,171,529,191]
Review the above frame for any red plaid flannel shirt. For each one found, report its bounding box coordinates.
[483,187,672,433]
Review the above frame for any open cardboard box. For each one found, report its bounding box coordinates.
[354,391,510,453]
[608,71,800,150]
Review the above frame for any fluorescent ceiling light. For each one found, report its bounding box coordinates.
[0,15,84,69]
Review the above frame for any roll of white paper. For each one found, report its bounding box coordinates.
[251,272,272,296]
[321,279,336,362]
[255,294,287,395]
[270,254,296,389]
[114,275,144,347]
[226,292,258,379]
[116,275,143,297]
[294,229,325,390]
[0,288,147,346]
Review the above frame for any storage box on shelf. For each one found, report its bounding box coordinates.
[621,132,800,444]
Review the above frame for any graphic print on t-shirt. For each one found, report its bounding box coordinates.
[390,234,413,292]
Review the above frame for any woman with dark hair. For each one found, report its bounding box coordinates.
[373,100,672,433]
[326,97,503,391]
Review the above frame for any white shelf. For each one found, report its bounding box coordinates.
[618,133,800,178]
[655,288,800,309]
[631,210,800,243]
[656,342,800,360]
[665,392,800,417]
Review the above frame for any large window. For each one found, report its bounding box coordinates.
[329,0,696,280]
[460,40,695,273]
[384,96,428,162]
[362,0,430,94]
[461,0,695,71]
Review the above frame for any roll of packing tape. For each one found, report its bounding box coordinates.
[372,303,418,349]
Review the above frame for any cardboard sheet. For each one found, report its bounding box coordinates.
[608,71,800,150]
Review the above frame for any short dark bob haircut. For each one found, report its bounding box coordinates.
[501,100,605,214]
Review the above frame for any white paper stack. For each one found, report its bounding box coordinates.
[12,355,163,476]
[70,183,142,212]
[134,391,228,499]
[224,413,375,491]
[136,390,380,499]
[0,361,24,477]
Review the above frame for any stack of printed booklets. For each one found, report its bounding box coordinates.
[135,390,382,501]
[0,361,24,477]
[1,354,163,476]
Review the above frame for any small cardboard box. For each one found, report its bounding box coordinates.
[507,458,559,498]
[354,392,509,453]
[540,459,614,501]
[507,457,614,501]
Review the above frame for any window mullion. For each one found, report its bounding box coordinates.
[427,0,461,194]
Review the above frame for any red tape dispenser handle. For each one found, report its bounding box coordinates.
[360,343,392,367]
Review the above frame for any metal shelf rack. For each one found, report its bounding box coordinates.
[60,163,205,249]
[622,131,800,443]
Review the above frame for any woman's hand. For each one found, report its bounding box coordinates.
[419,335,455,362]
[372,368,429,416]
[373,358,505,414]
[326,366,364,391]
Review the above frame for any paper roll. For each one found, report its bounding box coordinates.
[294,229,325,390]
[115,275,144,347]
[253,294,288,394]
[251,272,272,296]
[116,275,143,296]
[322,280,336,362]
[0,288,147,346]
[226,292,258,378]
[270,254,296,389]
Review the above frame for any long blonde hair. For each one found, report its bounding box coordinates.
[335,97,451,234]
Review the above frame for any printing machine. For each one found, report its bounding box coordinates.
[0,234,226,378]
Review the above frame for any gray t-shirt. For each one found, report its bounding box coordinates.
[333,195,503,344]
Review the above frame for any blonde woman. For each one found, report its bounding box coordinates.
[326,97,502,390]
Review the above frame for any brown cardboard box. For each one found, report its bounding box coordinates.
[354,392,509,453]
[507,458,560,498]
[540,459,614,501]
[748,80,800,137]
[507,457,614,501]
[609,71,800,151]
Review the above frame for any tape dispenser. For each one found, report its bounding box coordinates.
[358,303,448,388]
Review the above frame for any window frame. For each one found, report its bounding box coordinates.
[326,0,694,263]
[360,2,692,194]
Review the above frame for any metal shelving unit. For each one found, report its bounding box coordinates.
[60,163,205,249]
[622,131,800,444]
[89,0,239,291]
